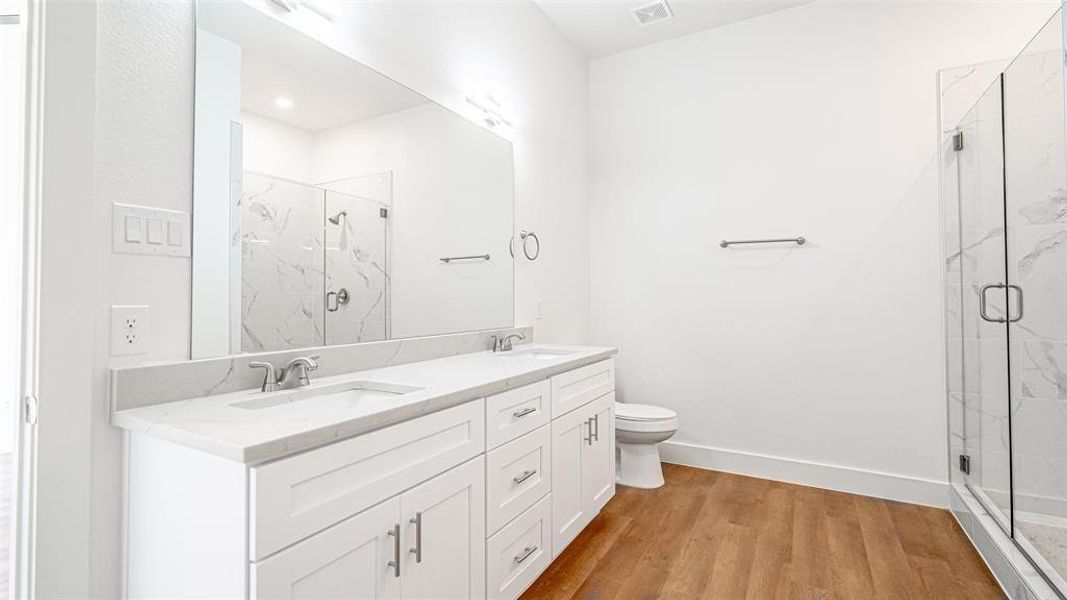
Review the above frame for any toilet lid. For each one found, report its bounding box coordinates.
[615,402,677,421]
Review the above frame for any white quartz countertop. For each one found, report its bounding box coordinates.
[111,344,617,464]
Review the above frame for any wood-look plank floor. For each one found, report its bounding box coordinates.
[520,464,1002,600]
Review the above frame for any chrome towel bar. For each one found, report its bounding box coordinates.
[440,254,490,263]
[720,236,806,248]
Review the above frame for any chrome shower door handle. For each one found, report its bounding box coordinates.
[1008,284,1024,323]
[979,283,1008,323]
[326,288,350,312]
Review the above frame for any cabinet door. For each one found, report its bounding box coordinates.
[400,457,486,598]
[252,497,401,600]
[582,393,615,516]
[550,402,593,557]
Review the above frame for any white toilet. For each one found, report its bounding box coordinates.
[614,402,679,489]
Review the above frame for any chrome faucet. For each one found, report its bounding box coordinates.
[249,361,281,392]
[248,355,319,392]
[279,356,319,388]
[493,332,526,352]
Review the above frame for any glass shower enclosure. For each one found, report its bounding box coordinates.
[942,8,1067,596]
[241,171,391,353]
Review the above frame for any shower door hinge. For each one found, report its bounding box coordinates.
[958,453,971,475]
[23,395,38,426]
[379,208,388,219]
[953,131,965,152]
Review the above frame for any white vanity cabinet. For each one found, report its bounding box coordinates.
[124,356,616,600]
[550,392,615,556]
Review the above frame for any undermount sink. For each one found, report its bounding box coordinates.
[231,380,424,411]
[501,346,580,360]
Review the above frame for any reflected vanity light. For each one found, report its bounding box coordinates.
[274,96,295,110]
[465,95,512,129]
[267,0,336,21]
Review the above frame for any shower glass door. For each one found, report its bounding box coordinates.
[1003,12,1067,590]
[955,75,1014,533]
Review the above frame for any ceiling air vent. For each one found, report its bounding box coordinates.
[632,0,674,27]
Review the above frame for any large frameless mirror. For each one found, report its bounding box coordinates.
[191,0,515,359]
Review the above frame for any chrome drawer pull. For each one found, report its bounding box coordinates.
[386,523,401,578]
[513,545,538,565]
[512,407,537,419]
[409,512,422,563]
[513,469,538,485]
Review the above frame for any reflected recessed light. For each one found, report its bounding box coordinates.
[275,96,295,109]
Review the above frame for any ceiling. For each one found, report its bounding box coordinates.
[534,0,810,59]
[199,2,428,133]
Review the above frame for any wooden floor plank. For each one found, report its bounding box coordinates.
[521,465,1003,600]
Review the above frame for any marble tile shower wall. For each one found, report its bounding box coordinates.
[242,172,326,351]
[241,172,390,352]
[1003,42,1067,518]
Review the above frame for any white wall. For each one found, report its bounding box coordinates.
[589,0,1058,505]
[241,110,314,182]
[86,1,588,597]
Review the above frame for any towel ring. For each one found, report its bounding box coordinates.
[520,230,540,261]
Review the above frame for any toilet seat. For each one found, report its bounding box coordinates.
[615,403,676,421]
[614,402,678,433]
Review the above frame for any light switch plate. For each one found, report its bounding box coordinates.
[112,203,190,257]
[111,305,149,356]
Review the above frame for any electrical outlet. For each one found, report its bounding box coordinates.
[536,298,544,320]
[111,305,149,356]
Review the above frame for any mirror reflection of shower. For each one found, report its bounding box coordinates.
[328,210,347,226]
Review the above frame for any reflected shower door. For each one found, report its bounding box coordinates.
[322,178,390,346]
[957,75,1014,532]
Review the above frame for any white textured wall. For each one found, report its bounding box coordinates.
[588,1,1058,504]
[92,1,195,596]
[88,1,588,597]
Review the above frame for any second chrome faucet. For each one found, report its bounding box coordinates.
[249,355,319,392]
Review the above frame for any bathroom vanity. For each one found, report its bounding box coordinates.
[113,345,617,599]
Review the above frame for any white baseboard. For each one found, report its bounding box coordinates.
[659,441,949,508]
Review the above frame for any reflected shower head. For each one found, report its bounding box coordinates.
[328,211,347,225]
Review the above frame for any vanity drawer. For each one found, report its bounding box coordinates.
[250,399,485,560]
[550,358,614,417]
[486,380,550,449]
[486,494,552,600]
[486,425,551,535]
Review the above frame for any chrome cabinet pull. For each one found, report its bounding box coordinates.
[592,413,600,442]
[513,469,537,485]
[584,418,592,445]
[1008,284,1024,323]
[512,407,536,419]
[387,523,401,577]
[409,512,422,563]
[513,545,538,565]
[979,283,1008,323]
